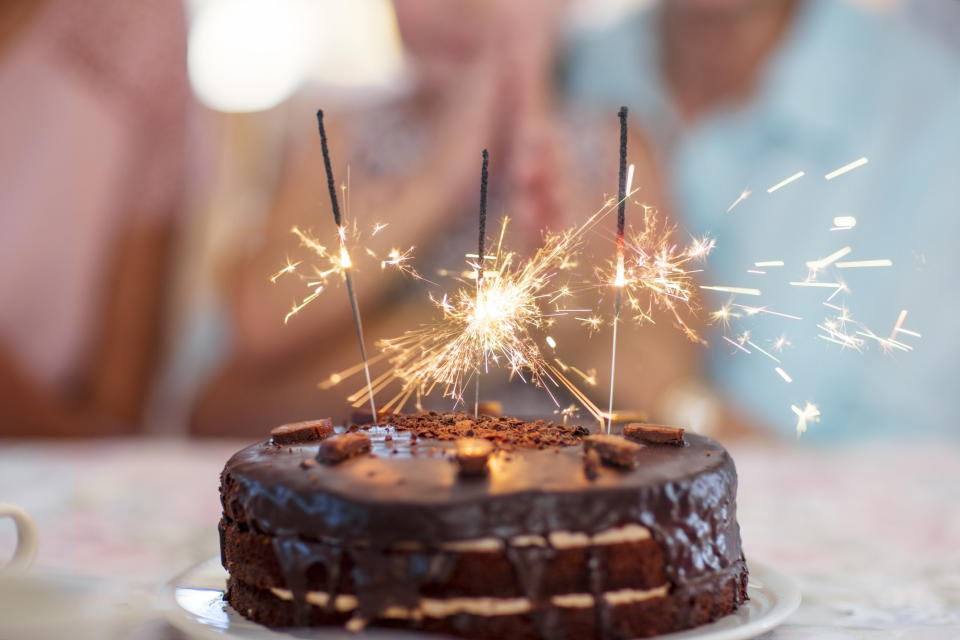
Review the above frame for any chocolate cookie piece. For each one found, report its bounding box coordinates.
[316,433,371,464]
[583,434,645,469]
[455,438,494,477]
[271,419,334,445]
[624,423,686,445]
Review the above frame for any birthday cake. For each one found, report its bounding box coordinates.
[219,412,748,638]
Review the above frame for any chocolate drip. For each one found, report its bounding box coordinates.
[587,546,611,640]
[504,539,560,639]
[271,535,343,623]
[347,546,457,620]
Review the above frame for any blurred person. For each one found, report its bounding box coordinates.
[563,0,960,438]
[0,0,191,436]
[188,0,707,435]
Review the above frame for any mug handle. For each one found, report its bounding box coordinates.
[0,503,38,573]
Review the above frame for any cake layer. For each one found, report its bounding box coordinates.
[226,561,748,640]
[219,517,668,599]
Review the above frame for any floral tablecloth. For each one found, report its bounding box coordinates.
[1,437,958,639]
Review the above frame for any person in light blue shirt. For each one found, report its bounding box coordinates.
[563,0,960,439]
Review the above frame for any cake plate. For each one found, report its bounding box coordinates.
[162,557,799,640]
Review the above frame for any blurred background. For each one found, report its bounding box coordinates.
[2,4,959,638]
[2,0,959,442]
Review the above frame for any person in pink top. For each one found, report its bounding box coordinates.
[0,0,191,436]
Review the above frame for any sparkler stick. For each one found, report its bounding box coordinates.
[474,149,489,418]
[316,109,377,419]
[607,106,629,433]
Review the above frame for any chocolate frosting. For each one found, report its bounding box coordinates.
[221,419,744,637]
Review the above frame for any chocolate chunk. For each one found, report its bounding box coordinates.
[583,448,601,480]
[300,458,317,469]
[624,423,685,445]
[583,434,644,469]
[455,438,494,477]
[476,401,502,416]
[316,433,371,465]
[270,419,334,445]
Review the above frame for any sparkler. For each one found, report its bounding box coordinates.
[316,109,377,419]
[474,150,490,418]
[606,106,630,433]
[347,213,609,424]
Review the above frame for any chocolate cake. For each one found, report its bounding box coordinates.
[219,412,748,638]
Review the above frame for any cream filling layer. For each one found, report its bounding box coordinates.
[268,582,668,619]
[391,523,653,553]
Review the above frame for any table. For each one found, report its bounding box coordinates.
[1,437,958,639]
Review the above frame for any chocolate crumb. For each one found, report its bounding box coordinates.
[706,451,712,456]
[300,458,317,469]
[317,433,371,465]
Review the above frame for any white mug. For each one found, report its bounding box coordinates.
[0,503,37,574]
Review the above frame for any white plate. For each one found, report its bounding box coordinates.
[162,557,799,640]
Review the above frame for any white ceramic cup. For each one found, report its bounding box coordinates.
[0,503,38,574]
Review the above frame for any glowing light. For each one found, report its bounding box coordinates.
[600,207,716,344]
[339,200,625,425]
[805,246,851,273]
[774,367,793,383]
[791,402,820,437]
[270,258,302,283]
[726,189,752,213]
[835,259,893,269]
[825,157,868,180]
[766,171,805,193]
[831,216,857,231]
[188,0,404,112]
[723,335,751,355]
[754,260,784,267]
[731,304,803,321]
[701,286,762,296]
[277,221,421,323]
[545,336,557,349]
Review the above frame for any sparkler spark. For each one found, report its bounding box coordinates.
[831,216,857,231]
[766,171,805,193]
[791,402,820,437]
[276,225,421,323]
[726,188,752,213]
[824,157,868,180]
[344,207,616,425]
[701,285,762,296]
[835,259,893,269]
[805,246,852,274]
[598,207,716,345]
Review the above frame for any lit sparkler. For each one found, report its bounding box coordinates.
[351,214,608,424]
[316,109,376,418]
[606,106,631,433]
